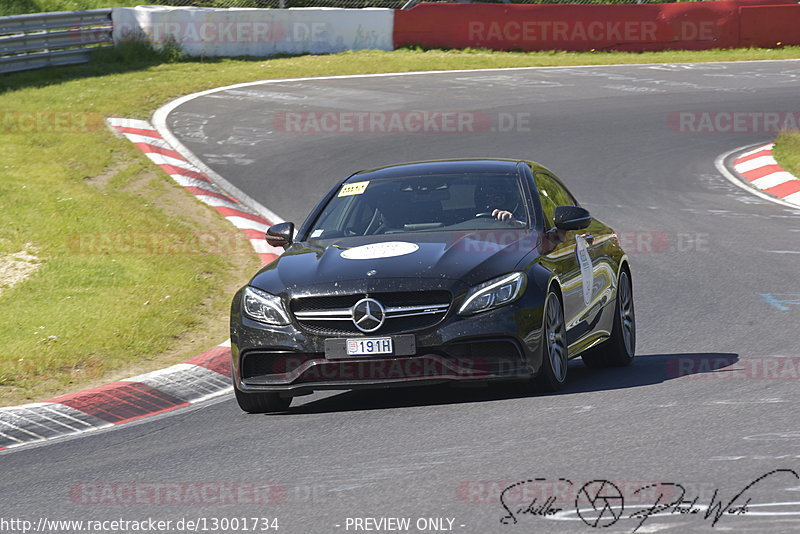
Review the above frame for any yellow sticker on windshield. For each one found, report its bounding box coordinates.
[338,181,369,197]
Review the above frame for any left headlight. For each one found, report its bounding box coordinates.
[242,286,290,325]
[458,272,527,316]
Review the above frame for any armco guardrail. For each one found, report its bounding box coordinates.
[0,9,112,74]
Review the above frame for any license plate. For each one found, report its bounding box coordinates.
[346,337,393,356]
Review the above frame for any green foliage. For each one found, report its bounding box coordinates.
[773,131,800,179]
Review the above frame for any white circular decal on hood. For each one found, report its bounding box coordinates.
[340,241,419,260]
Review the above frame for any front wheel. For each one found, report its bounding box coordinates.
[582,269,636,368]
[532,290,569,392]
[234,387,292,413]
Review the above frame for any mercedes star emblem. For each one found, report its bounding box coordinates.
[352,298,385,333]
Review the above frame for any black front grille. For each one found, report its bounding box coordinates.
[291,295,361,313]
[290,291,451,337]
[296,316,439,337]
[291,291,450,312]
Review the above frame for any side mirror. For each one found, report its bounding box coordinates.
[266,222,294,249]
[554,206,592,231]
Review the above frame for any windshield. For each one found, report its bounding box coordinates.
[305,173,529,240]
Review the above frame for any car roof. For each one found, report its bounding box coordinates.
[346,159,536,182]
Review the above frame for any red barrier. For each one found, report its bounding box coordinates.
[740,5,800,48]
[394,0,800,52]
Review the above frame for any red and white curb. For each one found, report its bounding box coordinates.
[731,143,800,207]
[0,119,283,452]
[0,342,233,450]
[107,118,284,265]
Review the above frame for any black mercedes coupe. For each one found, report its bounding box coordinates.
[230,159,635,413]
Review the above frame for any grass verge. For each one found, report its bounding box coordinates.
[772,131,800,179]
[2,45,800,406]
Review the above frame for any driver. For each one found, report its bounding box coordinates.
[474,182,525,225]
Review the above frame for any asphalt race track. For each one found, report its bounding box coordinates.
[4,61,800,533]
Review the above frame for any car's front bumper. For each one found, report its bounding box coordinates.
[230,288,547,395]
[237,354,525,394]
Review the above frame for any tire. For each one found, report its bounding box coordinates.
[532,290,569,392]
[234,387,292,413]
[582,268,636,368]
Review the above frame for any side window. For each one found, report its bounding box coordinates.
[534,172,576,229]
[342,198,376,236]
[313,195,353,236]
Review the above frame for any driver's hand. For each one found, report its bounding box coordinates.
[492,209,515,222]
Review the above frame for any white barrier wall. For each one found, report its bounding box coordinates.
[112,6,394,56]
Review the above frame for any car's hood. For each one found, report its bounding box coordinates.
[249,230,542,295]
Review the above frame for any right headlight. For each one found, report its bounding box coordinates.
[242,286,290,325]
[458,272,527,316]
